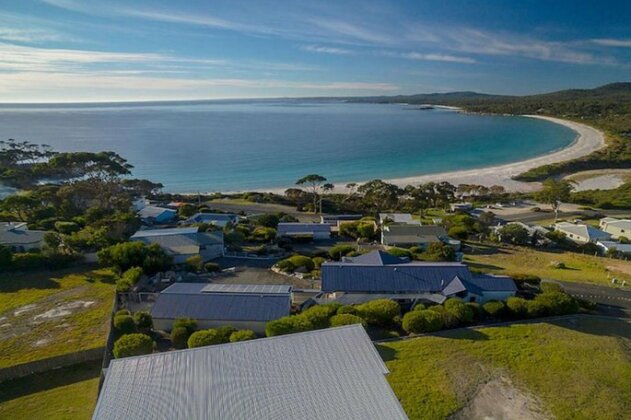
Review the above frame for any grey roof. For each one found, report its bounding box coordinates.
[186,212,237,224]
[379,213,416,224]
[137,206,176,219]
[597,241,631,254]
[277,222,331,235]
[382,224,447,245]
[344,250,408,265]
[151,282,291,322]
[93,325,408,420]
[555,222,611,241]
[201,284,292,294]
[442,276,468,296]
[0,222,46,245]
[322,251,471,293]
[131,227,223,256]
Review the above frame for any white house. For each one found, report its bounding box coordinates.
[554,222,611,244]
[0,222,46,252]
[600,217,631,239]
[130,226,224,263]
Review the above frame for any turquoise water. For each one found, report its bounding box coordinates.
[0,100,576,192]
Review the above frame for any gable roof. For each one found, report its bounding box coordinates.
[137,206,176,219]
[0,222,46,245]
[130,227,223,256]
[185,212,237,224]
[555,222,611,241]
[603,219,631,230]
[151,282,291,322]
[277,223,331,235]
[597,241,631,254]
[345,250,407,265]
[93,325,408,420]
[382,224,447,245]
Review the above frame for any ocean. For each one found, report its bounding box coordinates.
[0,100,576,192]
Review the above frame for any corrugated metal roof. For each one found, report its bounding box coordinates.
[131,229,223,256]
[201,284,292,294]
[0,223,46,245]
[277,223,331,234]
[345,251,407,265]
[442,276,467,296]
[131,227,199,238]
[186,213,237,224]
[93,325,408,420]
[161,282,208,294]
[137,206,176,219]
[465,275,517,294]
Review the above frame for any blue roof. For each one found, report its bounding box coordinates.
[344,251,407,265]
[277,223,331,234]
[152,283,291,322]
[187,213,237,223]
[131,227,199,238]
[465,275,518,294]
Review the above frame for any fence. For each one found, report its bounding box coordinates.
[0,347,104,383]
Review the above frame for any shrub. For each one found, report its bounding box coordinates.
[229,329,257,342]
[265,315,312,337]
[506,297,528,318]
[301,305,337,329]
[541,282,563,293]
[173,317,197,334]
[287,255,315,272]
[312,256,326,269]
[251,227,276,242]
[482,300,506,318]
[412,303,426,311]
[275,259,295,273]
[122,266,143,284]
[256,213,280,228]
[54,221,80,235]
[134,311,153,331]
[115,309,131,316]
[550,261,566,269]
[447,225,469,240]
[535,292,580,316]
[328,244,355,260]
[402,310,444,334]
[422,242,456,262]
[204,262,221,272]
[576,297,598,311]
[113,333,153,358]
[184,255,204,272]
[442,300,474,327]
[387,247,413,259]
[170,327,190,349]
[0,245,12,268]
[214,326,237,343]
[336,305,357,315]
[356,299,400,327]
[98,242,172,274]
[113,314,136,334]
[465,302,483,319]
[510,273,542,289]
[115,278,133,292]
[188,329,224,348]
[330,313,366,327]
[526,300,546,317]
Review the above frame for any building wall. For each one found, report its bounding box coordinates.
[603,225,629,239]
[466,291,515,304]
[201,244,224,260]
[558,229,589,243]
[153,318,268,334]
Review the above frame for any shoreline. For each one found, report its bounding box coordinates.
[202,115,605,195]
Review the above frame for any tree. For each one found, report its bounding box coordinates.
[296,174,327,215]
[498,224,530,245]
[0,245,12,268]
[113,333,154,358]
[230,329,257,342]
[536,179,575,222]
[98,241,171,274]
[357,179,401,211]
[320,183,334,214]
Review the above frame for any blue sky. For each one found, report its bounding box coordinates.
[1,0,630,102]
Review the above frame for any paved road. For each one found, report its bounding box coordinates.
[555,280,631,318]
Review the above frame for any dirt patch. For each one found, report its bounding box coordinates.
[450,376,550,420]
[33,300,95,321]
[13,304,38,317]
[606,261,631,277]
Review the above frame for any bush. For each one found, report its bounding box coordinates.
[526,300,546,317]
[356,299,400,327]
[184,255,204,272]
[402,310,444,334]
[170,327,190,349]
[442,300,474,327]
[265,315,312,337]
[115,278,133,292]
[447,225,469,240]
[98,242,172,274]
[301,305,338,329]
[510,273,542,288]
[122,266,143,283]
[214,326,237,343]
[482,300,506,318]
[541,282,563,293]
[506,297,528,318]
[256,213,280,228]
[54,221,80,235]
[113,333,153,358]
[312,256,326,269]
[330,313,366,327]
[113,314,136,334]
[204,262,221,272]
[188,329,224,348]
[173,317,197,334]
[275,259,295,273]
[134,311,153,331]
[412,303,426,311]
[387,247,412,259]
[115,309,131,316]
[229,329,257,342]
[336,305,357,315]
[287,255,315,272]
[535,292,580,316]
[328,244,355,260]
[0,245,12,268]
[422,242,456,262]
[465,302,483,319]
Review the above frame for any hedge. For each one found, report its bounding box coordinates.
[188,330,223,348]
[356,299,400,327]
[229,330,257,342]
[482,300,506,318]
[113,315,136,334]
[265,315,312,337]
[170,327,190,349]
[113,333,154,358]
[402,310,444,334]
[330,314,366,327]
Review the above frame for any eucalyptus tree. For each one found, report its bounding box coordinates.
[296,174,327,214]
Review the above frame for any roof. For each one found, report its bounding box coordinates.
[379,213,417,224]
[277,223,331,235]
[186,212,237,224]
[93,325,408,420]
[465,275,518,294]
[603,219,631,230]
[555,222,611,241]
[130,227,223,256]
[131,227,199,238]
[322,251,471,293]
[345,250,408,265]
[137,206,176,219]
[0,222,46,245]
[151,283,291,322]
[597,241,631,253]
[382,224,447,245]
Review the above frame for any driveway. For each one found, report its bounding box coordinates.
[554,280,631,318]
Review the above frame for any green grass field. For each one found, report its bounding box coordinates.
[0,267,116,368]
[464,243,631,285]
[380,317,631,420]
[0,361,101,420]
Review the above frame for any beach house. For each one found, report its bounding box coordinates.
[184,212,238,227]
[150,283,292,333]
[381,224,449,249]
[276,222,331,240]
[130,226,224,263]
[599,217,631,239]
[0,222,46,252]
[319,250,516,305]
[93,325,408,420]
[554,222,611,244]
[137,205,177,224]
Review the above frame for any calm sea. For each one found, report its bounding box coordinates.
[0,100,575,192]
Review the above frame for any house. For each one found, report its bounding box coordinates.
[493,222,550,244]
[93,324,408,420]
[320,214,363,228]
[554,222,611,244]
[320,250,516,304]
[130,227,224,263]
[599,217,631,239]
[596,240,631,256]
[381,224,448,248]
[277,223,331,240]
[137,206,177,224]
[379,213,420,225]
[450,202,473,212]
[150,283,292,333]
[184,212,238,227]
[0,222,46,252]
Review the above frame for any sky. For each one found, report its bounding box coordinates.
[0,0,630,102]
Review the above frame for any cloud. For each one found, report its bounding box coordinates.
[591,38,631,48]
[402,52,476,64]
[300,45,354,55]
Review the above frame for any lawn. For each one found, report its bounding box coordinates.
[464,243,631,285]
[0,267,116,368]
[380,317,631,420]
[0,361,101,420]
